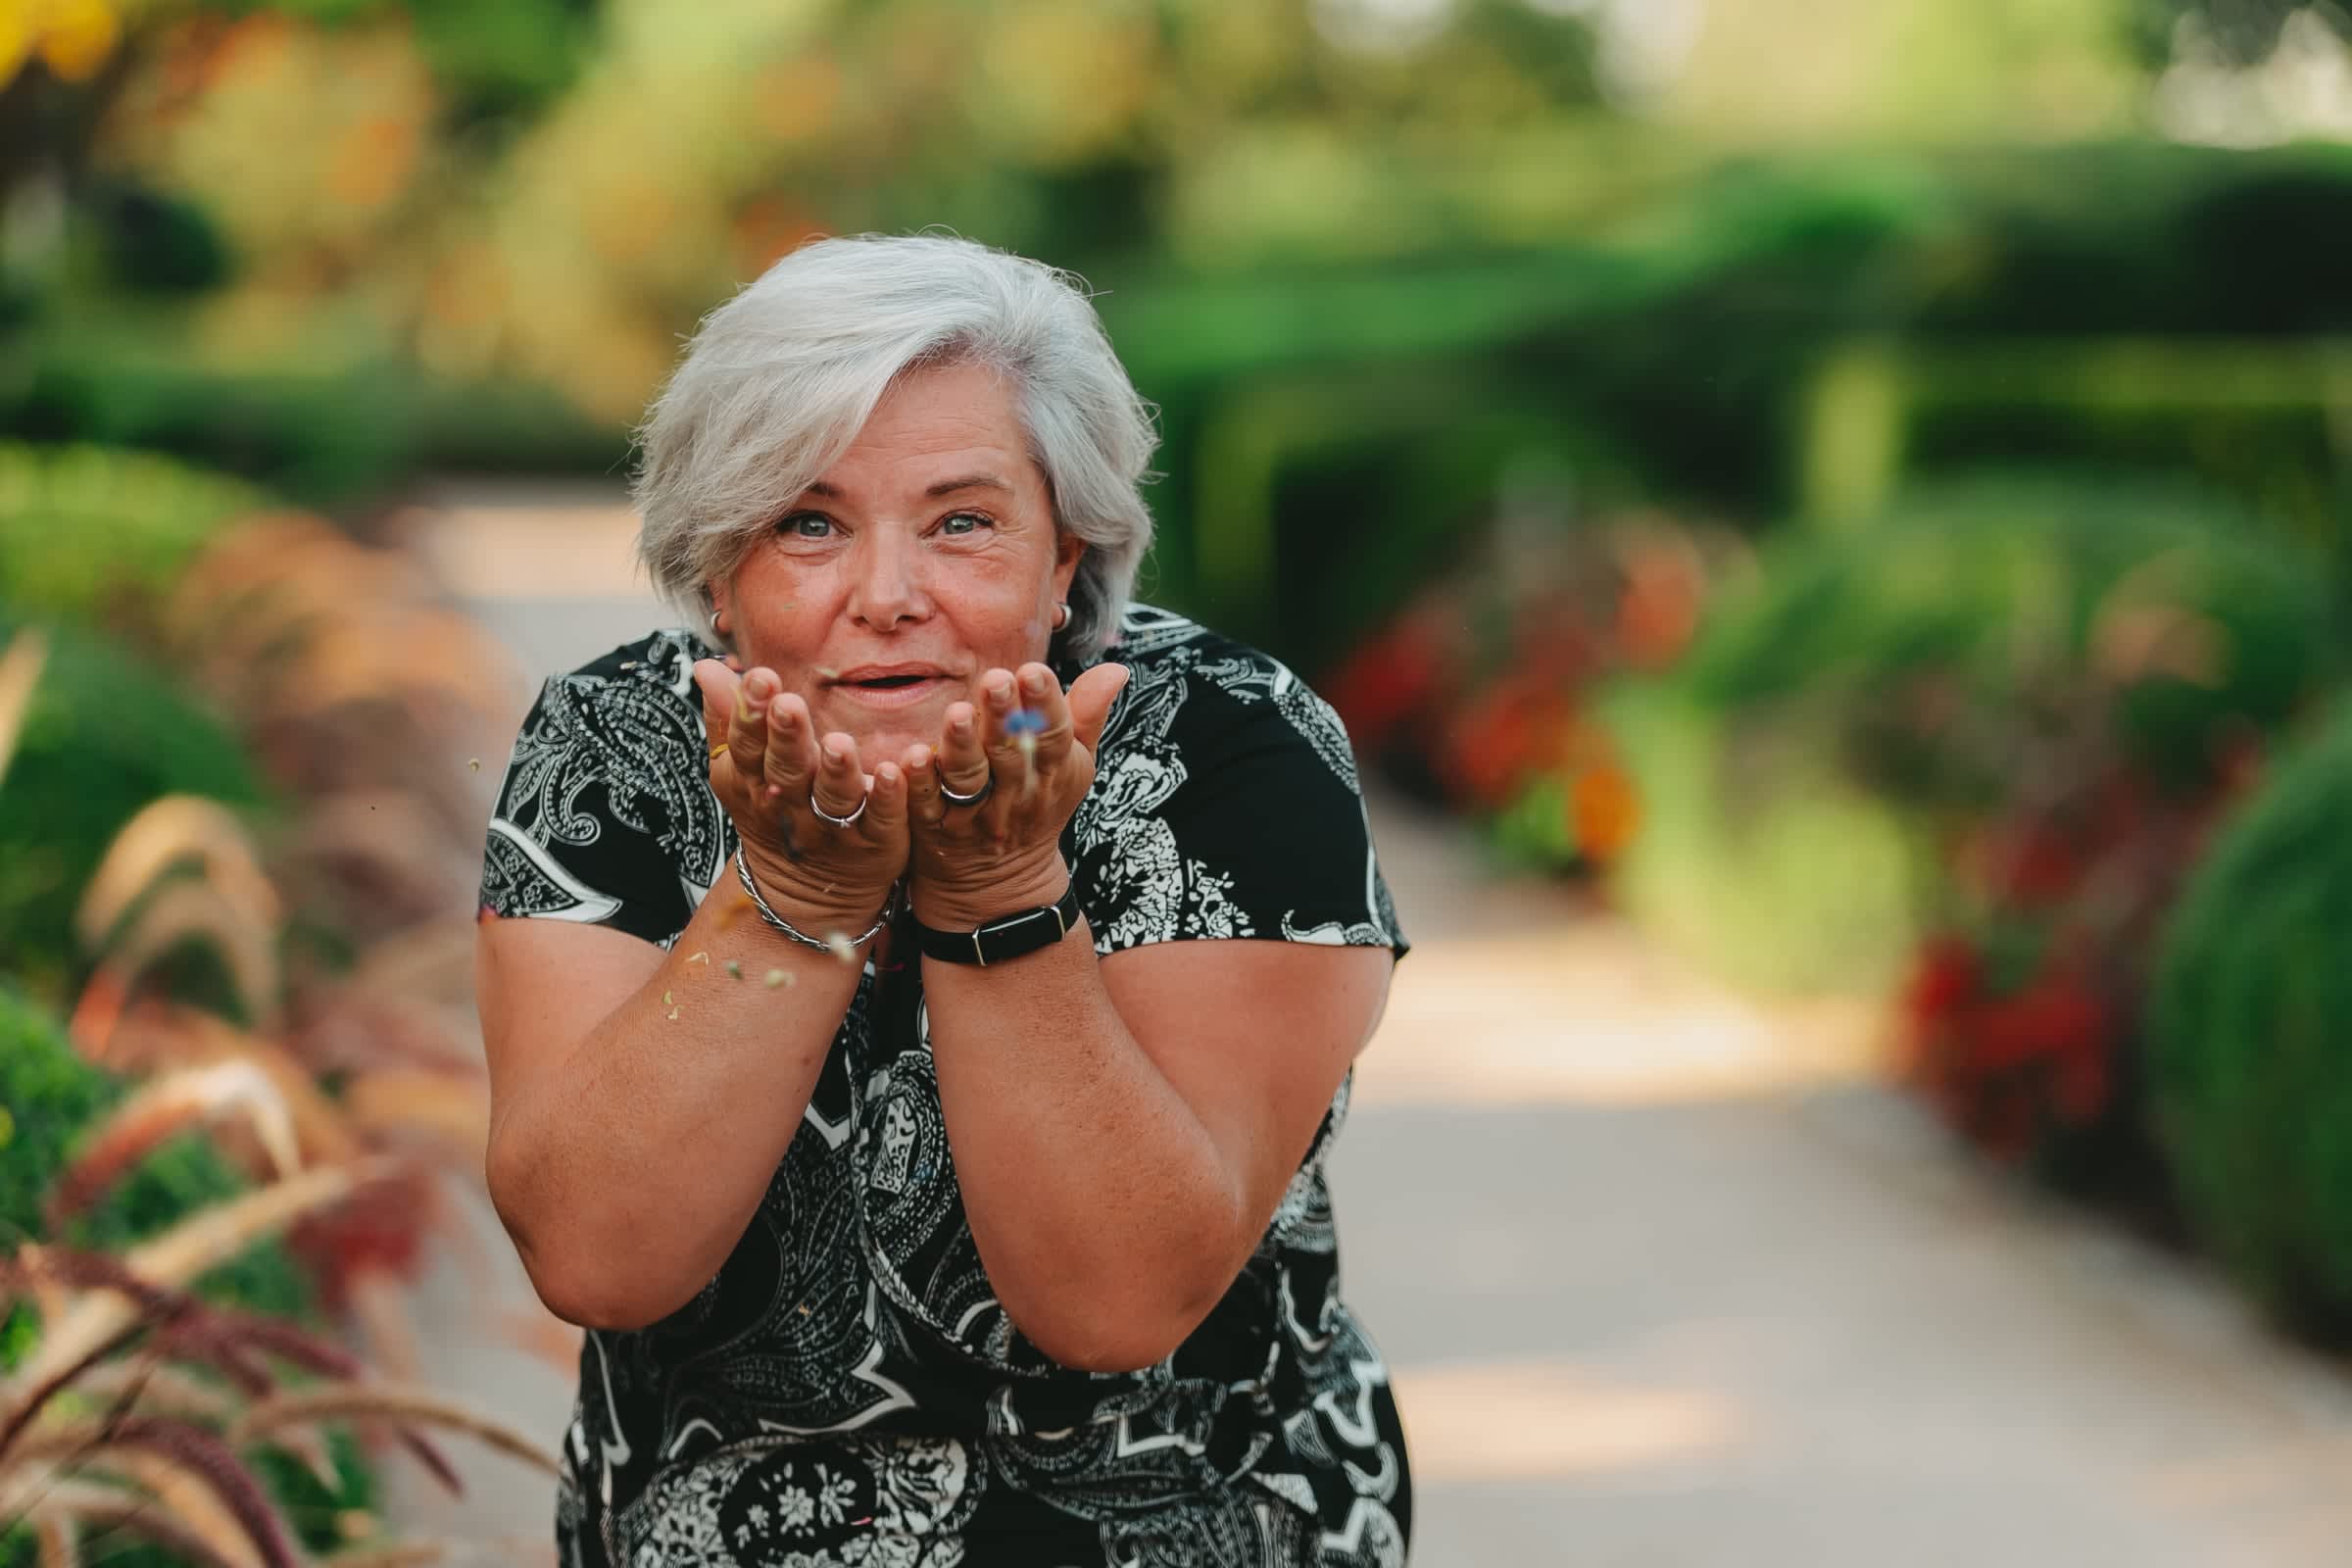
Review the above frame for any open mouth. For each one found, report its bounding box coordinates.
[855,674,929,690]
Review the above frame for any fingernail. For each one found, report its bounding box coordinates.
[1021,668,1049,697]
[878,762,900,785]
[952,713,974,738]
[988,677,1013,706]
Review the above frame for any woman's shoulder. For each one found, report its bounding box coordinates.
[541,626,709,710]
[1100,605,1360,792]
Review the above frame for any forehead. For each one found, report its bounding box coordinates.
[820,361,1036,485]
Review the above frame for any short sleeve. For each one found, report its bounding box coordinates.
[1071,632,1407,959]
[477,634,734,950]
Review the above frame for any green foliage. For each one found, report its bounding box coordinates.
[0,615,266,1005]
[0,444,265,627]
[0,990,312,1356]
[2148,695,2352,1339]
[1680,472,2340,807]
[1596,680,1930,996]
[0,989,373,1557]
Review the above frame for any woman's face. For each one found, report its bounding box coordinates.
[710,359,1086,765]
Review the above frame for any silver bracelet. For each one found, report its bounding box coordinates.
[733,847,895,953]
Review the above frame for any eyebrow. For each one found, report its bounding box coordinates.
[802,473,1015,501]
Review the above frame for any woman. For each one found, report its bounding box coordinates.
[475,233,1410,1567]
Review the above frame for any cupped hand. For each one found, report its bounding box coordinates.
[900,661,1129,930]
[694,660,909,930]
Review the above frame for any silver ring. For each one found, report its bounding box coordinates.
[809,790,867,828]
[938,772,994,808]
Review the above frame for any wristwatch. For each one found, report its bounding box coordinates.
[913,881,1083,966]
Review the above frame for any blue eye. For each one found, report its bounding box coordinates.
[779,514,832,539]
[941,513,992,536]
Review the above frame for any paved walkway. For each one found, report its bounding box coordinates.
[388,487,2352,1565]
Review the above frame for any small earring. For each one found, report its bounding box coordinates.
[1051,602,1070,631]
[709,607,724,635]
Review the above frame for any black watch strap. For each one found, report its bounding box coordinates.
[913,880,1084,966]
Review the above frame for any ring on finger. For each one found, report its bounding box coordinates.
[809,791,868,828]
[939,772,994,808]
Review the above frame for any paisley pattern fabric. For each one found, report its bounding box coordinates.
[481,606,1411,1567]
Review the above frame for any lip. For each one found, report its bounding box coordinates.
[826,664,956,709]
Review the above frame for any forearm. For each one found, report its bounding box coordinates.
[488,875,865,1329]
[920,920,1242,1369]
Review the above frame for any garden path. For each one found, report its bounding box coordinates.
[384,483,2352,1566]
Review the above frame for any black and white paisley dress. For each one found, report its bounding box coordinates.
[478,605,1412,1568]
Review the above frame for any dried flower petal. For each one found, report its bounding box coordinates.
[763,968,792,989]
[666,1006,681,1021]
[724,959,743,980]
[687,952,710,964]
[825,933,857,964]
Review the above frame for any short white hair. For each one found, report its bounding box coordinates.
[632,232,1157,663]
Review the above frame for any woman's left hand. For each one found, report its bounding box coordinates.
[903,661,1130,930]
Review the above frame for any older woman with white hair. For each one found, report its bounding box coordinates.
[475,233,1411,1567]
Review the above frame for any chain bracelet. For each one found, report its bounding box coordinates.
[733,847,896,953]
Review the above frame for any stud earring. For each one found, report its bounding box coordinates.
[1051,602,1070,631]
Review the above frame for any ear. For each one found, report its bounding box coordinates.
[1051,533,1087,601]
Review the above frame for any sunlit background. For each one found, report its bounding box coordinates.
[8,0,2352,1562]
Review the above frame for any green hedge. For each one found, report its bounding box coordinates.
[1603,471,2340,995]
[0,615,267,1006]
[2149,699,2352,1339]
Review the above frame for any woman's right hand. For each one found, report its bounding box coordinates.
[694,660,908,934]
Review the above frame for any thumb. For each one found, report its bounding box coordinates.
[1068,662,1130,753]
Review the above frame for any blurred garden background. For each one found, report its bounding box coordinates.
[13,0,2352,1561]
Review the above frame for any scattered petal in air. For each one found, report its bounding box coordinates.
[687,952,710,965]
[666,1006,681,1021]
[724,959,744,980]
[662,991,675,1005]
[1004,708,1048,738]
[825,932,857,964]
[763,968,794,989]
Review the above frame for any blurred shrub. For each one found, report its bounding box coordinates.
[0,987,311,1370]
[0,444,265,629]
[1322,505,1729,876]
[1612,472,2340,1012]
[0,614,266,1007]
[0,989,418,1565]
[1596,679,1930,996]
[2149,699,2352,1339]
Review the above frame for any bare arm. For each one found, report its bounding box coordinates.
[479,655,914,1332]
[476,872,864,1331]
[921,925,1391,1372]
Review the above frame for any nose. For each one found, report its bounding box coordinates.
[845,527,930,632]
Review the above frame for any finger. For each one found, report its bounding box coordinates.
[1068,662,1130,754]
[939,700,991,797]
[865,759,907,840]
[978,667,1027,768]
[811,732,869,820]
[761,690,819,805]
[725,666,779,787]
[1014,663,1074,770]
[902,743,947,828]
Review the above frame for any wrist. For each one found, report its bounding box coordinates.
[734,849,893,937]
[910,856,1070,931]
